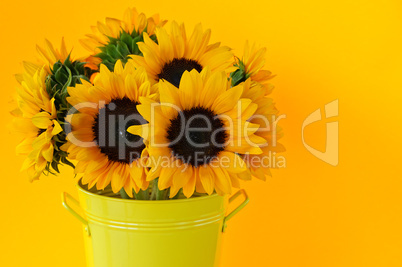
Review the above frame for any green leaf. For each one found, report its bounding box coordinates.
[61,67,72,94]
[120,32,132,47]
[51,160,60,173]
[61,157,75,169]
[106,45,123,60]
[117,41,130,59]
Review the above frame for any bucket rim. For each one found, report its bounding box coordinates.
[76,180,222,204]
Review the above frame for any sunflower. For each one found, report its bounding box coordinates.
[80,7,167,72]
[128,69,266,198]
[65,60,158,196]
[230,41,275,96]
[12,67,63,181]
[236,79,285,181]
[129,21,233,88]
[15,38,70,83]
[13,39,88,181]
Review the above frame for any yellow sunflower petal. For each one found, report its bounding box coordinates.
[198,165,215,195]
[172,164,193,189]
[158,164,176,190]
[218,151,247,173]
[42,143,54,162]
[32,112,52,129]
[51,120,63,136]
[183,167,197,198]
[211,166,232,195]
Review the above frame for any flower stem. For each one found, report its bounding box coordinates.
[156,187,167,200]
[150,178,168,200]
[150,179,157,200]
[171,189,182,199]
[120,188,131,199]
[133,188,149,200]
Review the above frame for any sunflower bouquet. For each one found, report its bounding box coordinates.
[12,7,284,201]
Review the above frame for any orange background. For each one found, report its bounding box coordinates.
[1,0,402,266]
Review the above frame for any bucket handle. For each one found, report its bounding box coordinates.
[62,192,91,236]
[222,189,249,232]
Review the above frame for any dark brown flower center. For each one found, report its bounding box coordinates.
[166,107,227,167]
[158,58,203,87]
[92,97,147,164]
